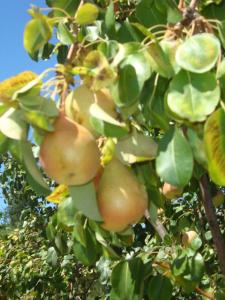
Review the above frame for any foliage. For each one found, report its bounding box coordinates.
[0,207,102,300]
[1,0,225,299]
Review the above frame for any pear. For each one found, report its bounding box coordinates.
[65,85,117,136]
[182,230,198,247]
[97,158,148,232]
[39,114,101,185]
[162,182,183,200]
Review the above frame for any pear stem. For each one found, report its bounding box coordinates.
[144,210,167,240]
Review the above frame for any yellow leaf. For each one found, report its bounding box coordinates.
[0,71,37,102]
[46,184,69,204]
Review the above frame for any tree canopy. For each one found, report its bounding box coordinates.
[1,0,225,299]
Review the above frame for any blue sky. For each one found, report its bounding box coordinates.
[0,0,55,81]
[0,1,55,211]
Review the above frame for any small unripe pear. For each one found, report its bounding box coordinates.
[39,114,101,185]
[182,230,198,247]
[65,85,117,136]
[212,191,224,208]
[162,182,183,200]
[97,158,148,232]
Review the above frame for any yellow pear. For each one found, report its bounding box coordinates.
[162,182,183,200]
[39,113,101,185]
[65,85,117,136]
[97,158,148,232]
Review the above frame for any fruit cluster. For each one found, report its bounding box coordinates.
[39,85,148,232]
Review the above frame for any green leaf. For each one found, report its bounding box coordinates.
[90,103,129,138]
[147,42,174,78]
[21,141,49,191]
[190,236,202,252]
[187,128,207,167]
[140,77,169,130]
[147,275,173,300]
[217,21,225,49]
[58,197,77,227]
[204,108,225,185]
[57,22,75,45]
[46,0,79,17]
[75,3,99,25]
[0,108,27,140]
[120,52,152,92]
[188,253,205,282]
[111,259,144,300]
[167,70,220,122]
[119,65,139,105]
[24,110,54,131]
[136,0,166,28]
[104,1,116,38]
[176,33,220,73]
[0,132,8,154]
[24,15,53,55]
[115,131,158,164]
[172,254,188,277]
[156,128,194,187]
[217,58,225,99]
[47,247,58,267]
[73,228,99,265]
[160,39,181,74]
[69,182,102,221]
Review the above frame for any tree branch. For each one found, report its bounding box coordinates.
[199,175,225,276]
[145,210,167,240]
[189,0,199,10]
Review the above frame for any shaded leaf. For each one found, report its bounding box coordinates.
[69,182,102,221]
[156,128,193,187]
[148,275,173,300]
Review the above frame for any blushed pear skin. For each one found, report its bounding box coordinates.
[39,114,101,186]
[97,158,148,232]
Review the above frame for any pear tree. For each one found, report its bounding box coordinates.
[1,0,225,299]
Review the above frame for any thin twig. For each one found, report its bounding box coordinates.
[144,210,167,240]
[199,175,225,276]
[154,261,216,300]
[189,0,199,10]
[195,287,216,300]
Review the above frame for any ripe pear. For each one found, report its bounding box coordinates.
[97,158,148,232]
[39,114,101,186]
[182,230,198,247]
[162,182,183,200]
[65,85,117,136]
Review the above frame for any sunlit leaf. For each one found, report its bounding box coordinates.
[90,103,129,138]
[167,70,220,122]
[204,108,225,185]
[24,15,53,55]
[75,3,99,25]
[0,108,27,140]
[47,185,69,204]
[176,33,220,73]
